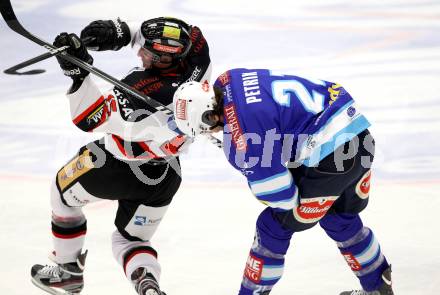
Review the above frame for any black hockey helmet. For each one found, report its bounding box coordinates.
[133,17,192,64]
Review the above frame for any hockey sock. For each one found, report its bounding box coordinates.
[239,248,285,295]
[112,230,161,283]
[337,226,389,291]
[239,208,294,295]
[123,246,159,281]
[51,219,87,264]
[320,213,389,291]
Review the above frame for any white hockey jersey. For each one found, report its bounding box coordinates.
[66,25,211,161]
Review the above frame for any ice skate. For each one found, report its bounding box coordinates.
[31,251,87,295]
[340,266,394,295]
[131,267,166,295]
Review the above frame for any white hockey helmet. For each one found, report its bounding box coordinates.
[173,81,216,137]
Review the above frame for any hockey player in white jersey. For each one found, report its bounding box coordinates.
[30,17,211,295]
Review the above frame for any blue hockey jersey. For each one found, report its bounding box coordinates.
[213,68,370,212]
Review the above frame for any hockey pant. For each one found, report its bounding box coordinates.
[239,130,389,294]
[50,140,181,283]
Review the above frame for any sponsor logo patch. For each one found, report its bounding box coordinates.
[356,170,371,199]
[105,94,117,112]
[218,71,231,86]
[185,66,202,83]
[244,254,263,283]
[328,83,345,105]
[224,103,247,152]
[153,43,182,54]
[63,68,81,77]
[224,84,233,103]
[175,99,187,120]
[293,196,338,223]
[57,150,94,191]
[347,106,357,117]
[342,252,362,271]
[134,216,147,226]
[133,77,160,90]
[134,215,163,226]
[112,19,125,38]
[86,104,106,124]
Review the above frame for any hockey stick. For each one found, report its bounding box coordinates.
[4,50,62,75]
[0,0,222,148]
[3,37,95,75]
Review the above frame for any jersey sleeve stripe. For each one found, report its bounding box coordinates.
[249,171,293,197]
[254,183,293,197]
[138,141,159,158]
[302,115,370,167]
[72,95,105,125]
[112,134,129,157]
[298,101,371,166]
[112,135,162,160]
[259,189,298,210]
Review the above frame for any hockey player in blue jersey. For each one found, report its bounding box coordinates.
[172,69,394,295]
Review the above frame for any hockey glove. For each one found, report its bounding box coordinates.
[80,18,131,51]
[53,33,94,81]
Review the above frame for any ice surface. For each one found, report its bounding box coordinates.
[0,0,439,294]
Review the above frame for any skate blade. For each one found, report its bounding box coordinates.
[31,278,80,295]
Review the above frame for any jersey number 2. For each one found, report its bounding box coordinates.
[271,80,325,114]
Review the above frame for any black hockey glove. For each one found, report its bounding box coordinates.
[53,33,94,81]
[80,18,131,51]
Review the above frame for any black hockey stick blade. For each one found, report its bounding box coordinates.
[5,68,45,75]
[4,51,56,75]
[3,37,95,75]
